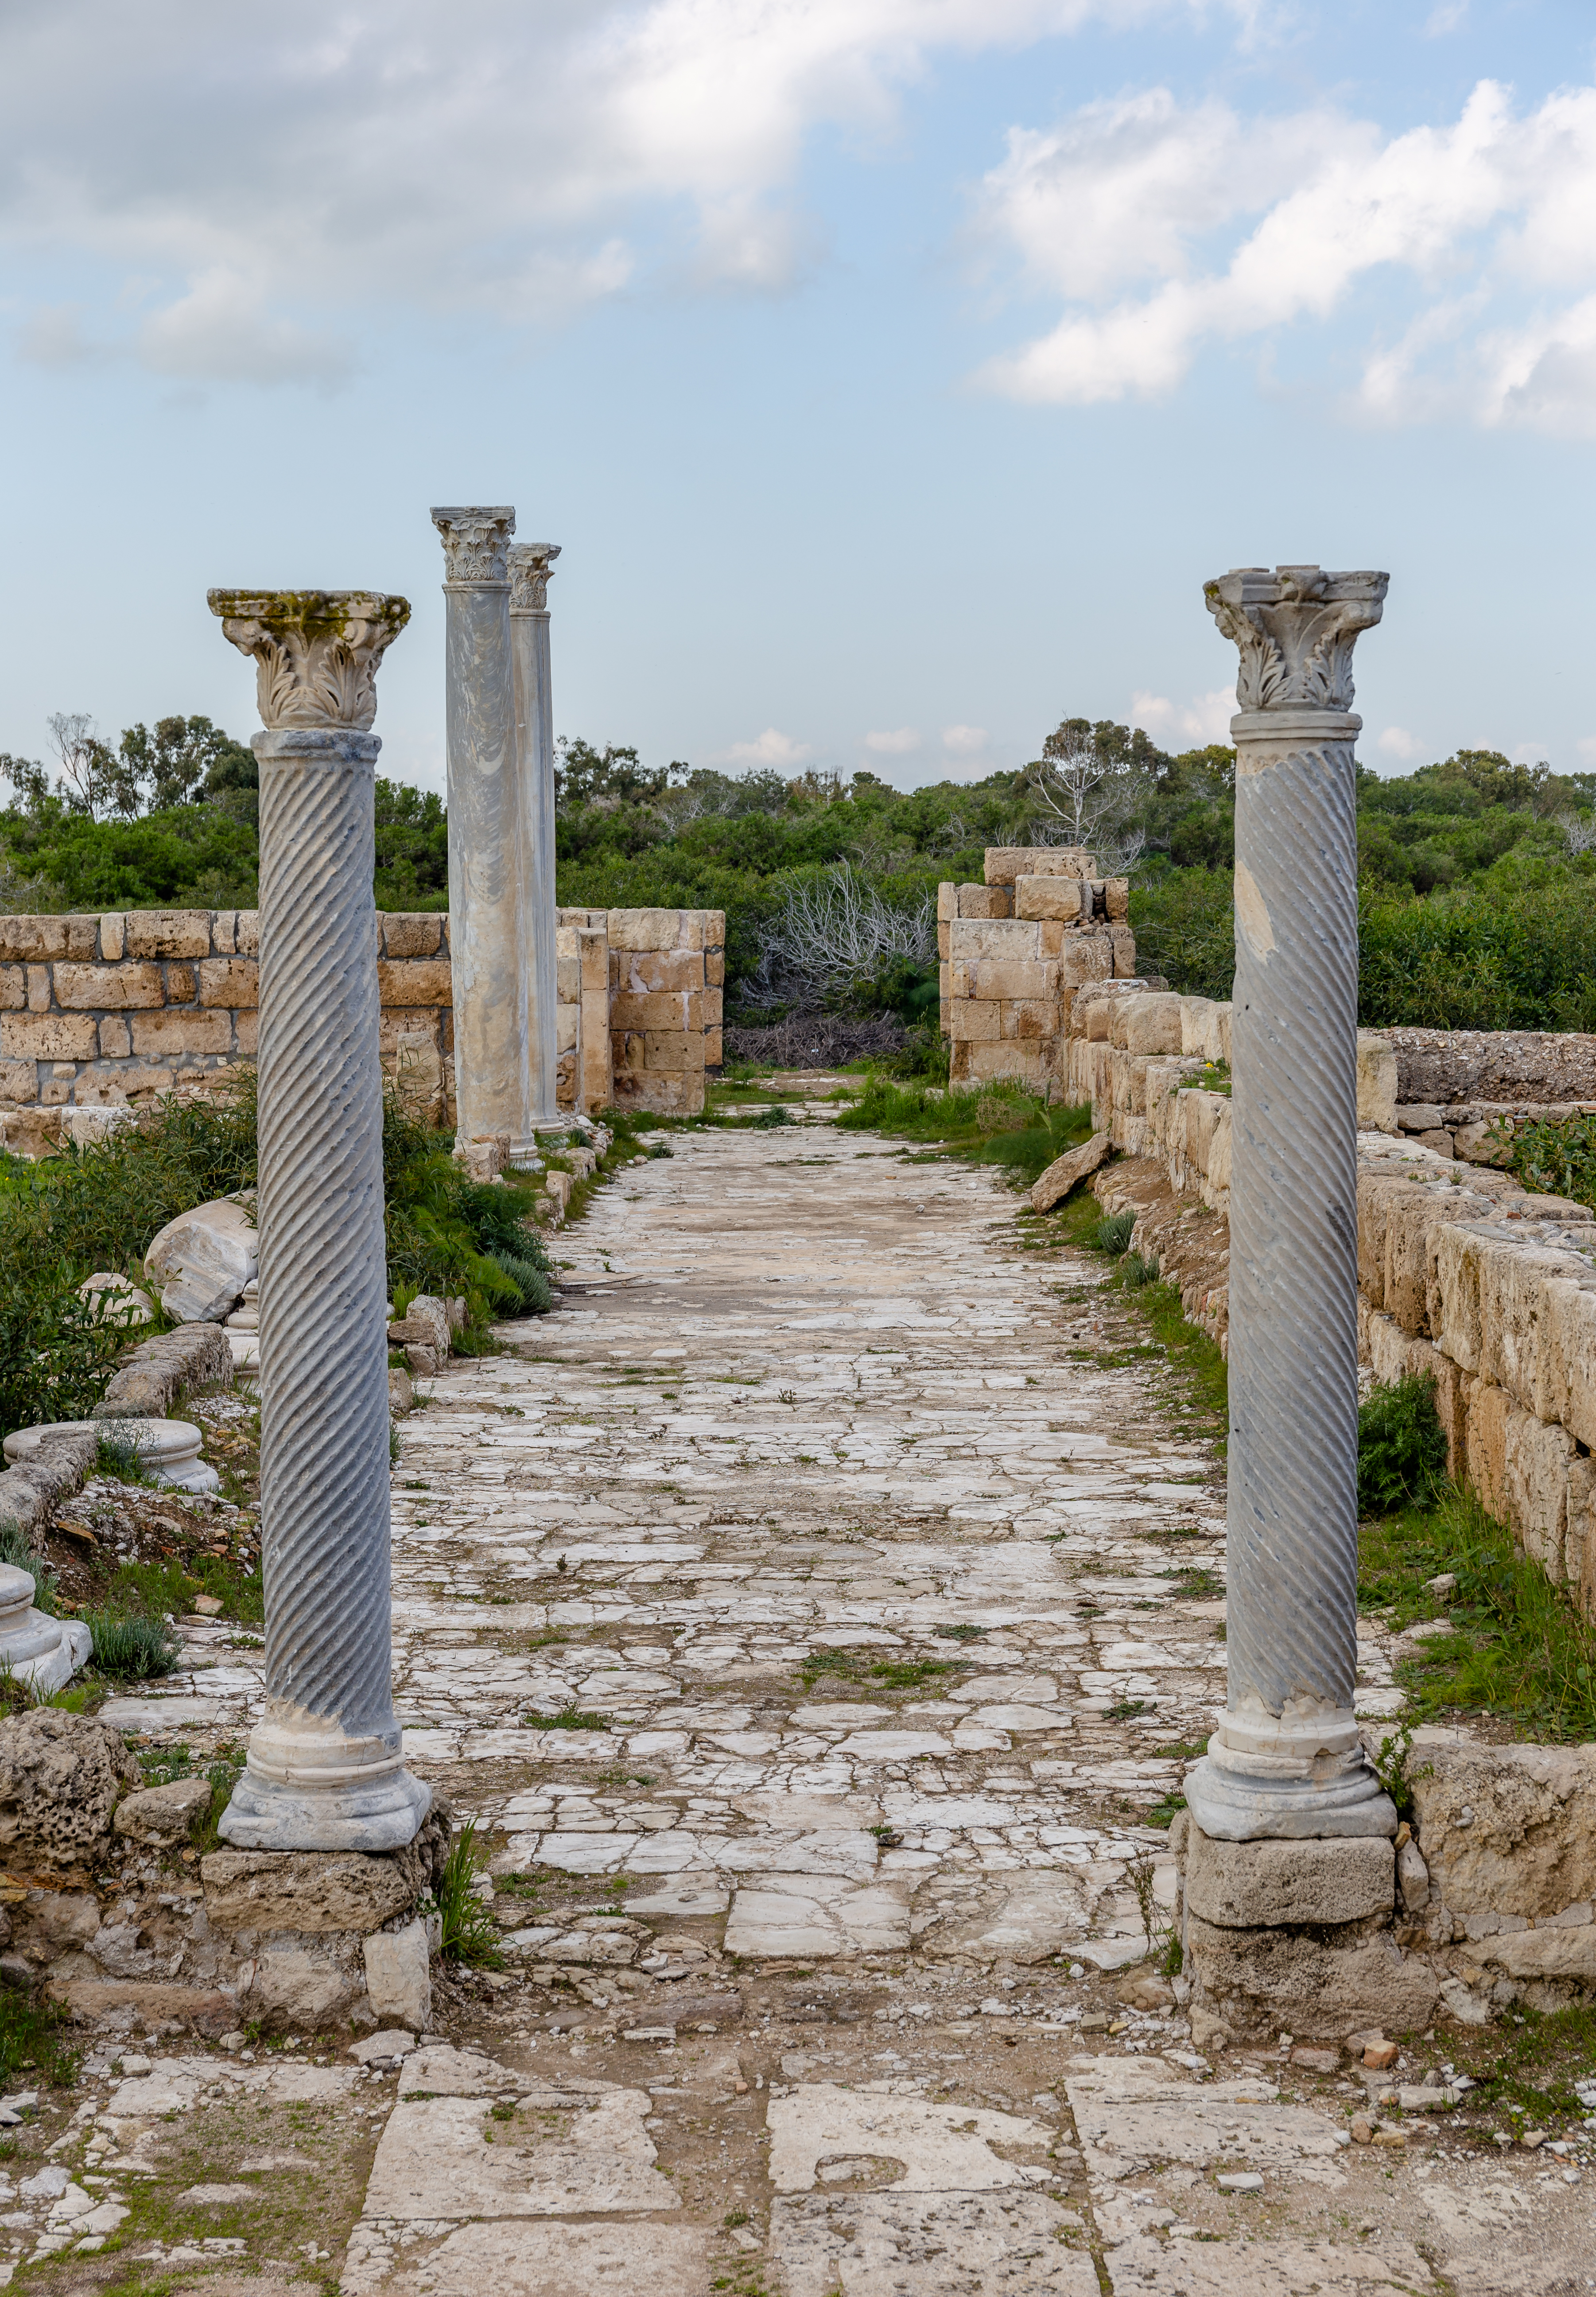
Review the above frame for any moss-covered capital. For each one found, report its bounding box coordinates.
[207,589,412,731]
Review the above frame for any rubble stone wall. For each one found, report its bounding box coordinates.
[0,901,725,1142]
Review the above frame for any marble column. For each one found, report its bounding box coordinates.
[1185,564,1394,1842]
[430,507,536,1165]
[508,542,565,1131]
[207,588,430,1850]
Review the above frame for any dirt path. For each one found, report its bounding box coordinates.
[38,1114,1591,2296]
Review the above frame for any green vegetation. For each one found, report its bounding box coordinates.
[524,1704,609,1730]
[1497,1109,1596,1211]
[0,1073,557,1441]
[0,1988,79,2088]
[86,1611,181,1679]
[798,1645,955,1692]
[1359,1485,1596,1743]
[434,1819,505,1968]
[834,1077,1095,1186]
[1358,1372,1450,1517]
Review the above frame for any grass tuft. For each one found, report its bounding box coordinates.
[434,1819,505,1967]
[1358,1372,1449,1517]
[86,1612,179,1679]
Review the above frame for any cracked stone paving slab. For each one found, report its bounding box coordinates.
[33,1112,1588,2297]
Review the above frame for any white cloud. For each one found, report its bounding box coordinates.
[978,78,1596,434]
[1377,726,1426,761]
[941,723,990,753]
[1425,1,1467,31]
[865,727,921,754]
[719,726,812,767]
[1129,688,1234,746]
[0,0,1233,385]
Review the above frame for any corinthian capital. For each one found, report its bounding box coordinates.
[431,506,515,586]
[207,591,411,731]
[1204,564,1388,714]
[508,543,561,614]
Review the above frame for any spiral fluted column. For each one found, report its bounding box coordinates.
[208,589,431,1852]
[508,543,566,1132]
[432,507,537,1166]
[1185,564,1397,1842]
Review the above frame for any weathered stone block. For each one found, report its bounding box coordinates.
[963,1042,1044,1081]
[236,911,260,956]
[0,967,24,1011]
[166,963,198,1001]
[706,951,725,987]
[957,884,1014,918]
[1409,1741,1596,1920]
[984,847,1094,885]
[1186,1913,1438,2040]
[1114,995,1183,1056]
[614,950,702,995]
[26,965,50,1013]
[382,914,443,957]
[124,911,212,960]
[0,1014,98,1061]
[643,1030,703,1072]
[0,1712,141,1870]
[1032,1131,1109,1212]
[1004,998,1057,1041]
[365,1917,432,2028]
[948,918,1041,964]
[609,907,696,952]
[1014,875,1087,922]
[234,1011,258,1057]
[1464,1376,1512,1521]
[99,914,125,960]
[114,1776,214,1846]
[1060,937,1114,988]
[197,957,260,1007]
[130,1010,232,1056]
[0,917,96,961]
[704,1028,722,1066]
[201,1849,421,1934]
[1357,1031,1398,1132]
[611,990,703,1032]
[94,1322,233,1419]
[1185,1828,1395,1928]
[0,1060,36,1099]
[377,960,451,1008]
[946,999,1002,1042]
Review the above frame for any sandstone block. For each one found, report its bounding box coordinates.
[1536,1279,1596,1450]
[614,950,702,995]
[1060,938,1114,989]
[969,960,1056,1002]
[0,917,96,961]
[113,1776,214,1847]
[1185,1829,1395,1928]
[1004,998,1057,1041]
[210,911,237,955]
[699,909,726,948]
[947,999,1001,1043]
[236,912,260,956]
[948,918,1041,964]
[1104,877,1130,921]
[376,960,450,1009]
[1505,1408,1576,1582]
[166,963,197,1001]
[607,907,695,953]
[1467,1923,1596,1983]
[97,1017,131,1059]
[1397,1839,1429,1913]
[610,990,703,1032]
[1014,875,1087,922]
[703,987,722,1027]
[0,1014,98,1061]
[1111,927,1138,977]
[144,1197,257,1321]
[381,914,443,957]
[1185,1913,1437,2040]
[1357,1032,1398,1132]
[1464,1376,1512,1522]
[706,952,725,987]
[365,1918,433,2029]
[390,1296,451,1356]
[1114,995,1183,1056]
[1409,1741,1596,1919]
[644,1030,703,1072]
[196,959,260,1009]
[937,882,956,922]
[130,1010,232,1056]
[1031,1130,1110,1212]
[963,1043,1044,1082]
[233,1012,258,1057]
[955,884,1013,918]
[26,965,50,1013]
[0,968,24,1012]
[201,1849,421,1935]
[984,847,1094,886]
[123,911,212,960]
[0,1713,141,1870]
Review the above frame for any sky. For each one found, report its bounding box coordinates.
[3,0,1596,798]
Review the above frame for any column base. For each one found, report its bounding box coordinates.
[217,1706,432,1853]
[1184,1695,1397,1841]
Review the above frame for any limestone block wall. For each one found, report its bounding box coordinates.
[0,909,454,1131]
[0,901,724,1138]
[605,907,725,1119]
[938,847,1133,1090]
[1060,977,1596,1624]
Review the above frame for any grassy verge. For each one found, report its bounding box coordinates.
[1359,1483,1596,1742]
[835,1074,1095,1189]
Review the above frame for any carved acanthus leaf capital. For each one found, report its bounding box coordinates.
[431,505,515,585]
[508,543,561,613]
[1204,565,1388,714]
[207,590,411,732]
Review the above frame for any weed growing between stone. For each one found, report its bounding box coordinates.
[1496,1108,1596,1210]
[85,1611,180,1679]
[797,1646,956,1695]
[433,1820,505,1968]
[1359,1486,1596,1741]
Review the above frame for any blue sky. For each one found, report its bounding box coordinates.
[3,0,1595,798]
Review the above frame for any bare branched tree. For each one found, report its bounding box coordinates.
[1026,719,1152,874]
[1560,809,1596,857]
[746,862,936,1011]
[45,711,140,820]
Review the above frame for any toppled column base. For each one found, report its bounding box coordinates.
[1175,1815,1439,2045]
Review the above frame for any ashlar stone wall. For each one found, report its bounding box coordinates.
[938,847,1134,1091]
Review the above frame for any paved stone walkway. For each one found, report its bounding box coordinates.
[74,1112,1591,2295]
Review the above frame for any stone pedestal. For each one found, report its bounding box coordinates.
[431,509,537,1164]
[209,589,430,1853]
[1186,565,1396,1844]
[508,542,567,1134]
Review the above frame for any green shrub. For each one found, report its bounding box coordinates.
[1123,1249,1159,1287]
[87,1613,180,1679]
[434,1819,505,1967]
[1358,1372,1449,1516]
[1497,1111,1596,1213]
[0,1198,127,1442]
[486,1246,556,1314]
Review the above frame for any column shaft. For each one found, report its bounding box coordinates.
[509,544,563,1131]
[432,508,536,1160]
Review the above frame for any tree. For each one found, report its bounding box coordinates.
[1023,716,1161,872]
[555,738,670,809]
[46,712,137,820]
[0,753,49,810]
[117,715,256,812]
